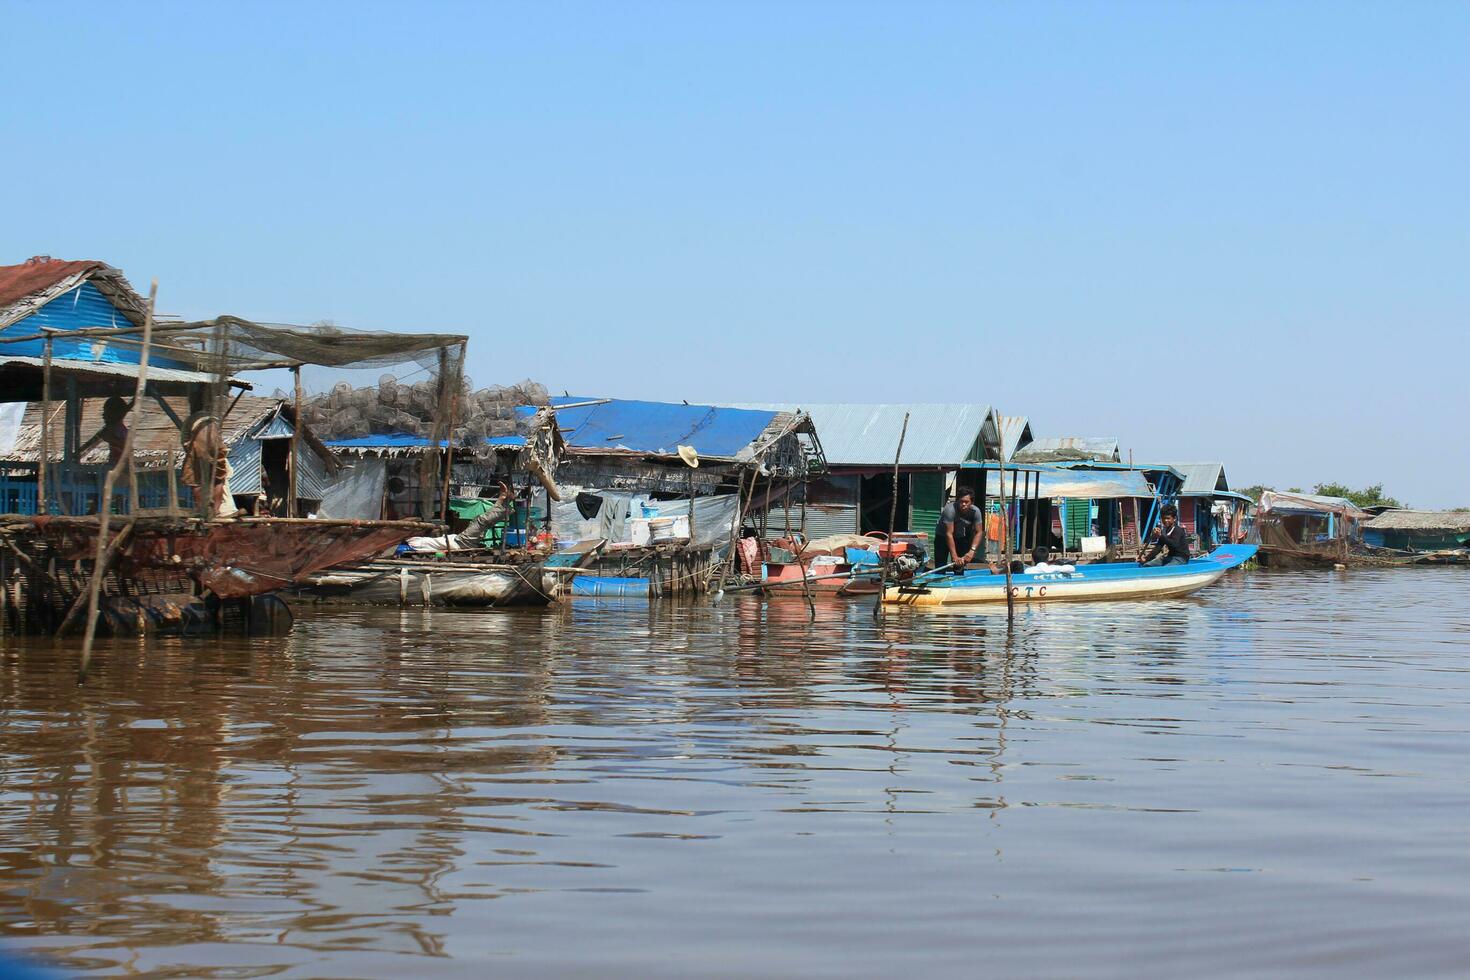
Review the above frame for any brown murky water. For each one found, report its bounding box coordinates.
[2,569,1469,977]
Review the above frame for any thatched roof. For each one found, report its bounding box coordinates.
[1364,509,1470,532]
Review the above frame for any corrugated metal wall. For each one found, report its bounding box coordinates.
[296,440,334,500]
[0,283,192,370]
[227,439,264,494]
[224,437,334,500]
[760,503,858,539]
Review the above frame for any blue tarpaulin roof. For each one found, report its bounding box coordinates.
[518,397,778,459]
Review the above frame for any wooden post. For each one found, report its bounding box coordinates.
[288,365,302,518]
[874,411,909,621]
[39,336,52,516]
[78,280,157,681]
[999,460,1015,623]
[782,482,814,619]
[687,468,696,549]
[438,356,460,523]
[166,452,179,518]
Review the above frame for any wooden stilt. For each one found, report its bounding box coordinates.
[874,412,909,621]
[78,280,157,681]
[39,336,53,516]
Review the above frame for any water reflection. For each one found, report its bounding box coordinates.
[2,570,1470,976]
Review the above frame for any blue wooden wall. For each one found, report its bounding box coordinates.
[0,281,192,370]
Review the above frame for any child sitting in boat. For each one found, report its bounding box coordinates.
[1023,546,1075,575]
[1139,505,1191,566]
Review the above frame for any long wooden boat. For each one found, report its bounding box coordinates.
[883,544,1257,607]
[294,557,553,608]
[0,514,436,634]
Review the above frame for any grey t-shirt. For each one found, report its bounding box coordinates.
[938,501,981,545]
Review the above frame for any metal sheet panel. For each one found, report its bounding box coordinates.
[728,403,994,467]
[762,503,858,540]
[0,283,194,371]
[227,438,264,495]
[296,441,334,500]
[256,415,295,440]
[0,355,217,387]
[1168,462,1227,496]
[996,415,1033,461]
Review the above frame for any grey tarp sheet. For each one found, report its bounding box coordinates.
[549,488,740,553]
[316,458,387,520]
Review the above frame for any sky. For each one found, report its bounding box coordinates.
[2,1,1466,505]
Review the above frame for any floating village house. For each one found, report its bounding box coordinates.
[728,403,1011,540]
[1,393,344,518]
[0,257,222,515]
[1254,490,1368,567]
[1165,461,1254,547]
[1362,510,1470,553]
[0,255,475,634]
[514,396,822,596]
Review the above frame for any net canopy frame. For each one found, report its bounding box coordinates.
[161,316,471,519]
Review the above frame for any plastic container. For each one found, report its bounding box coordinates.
[571,576,650,597]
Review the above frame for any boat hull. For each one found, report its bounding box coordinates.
[296,561,553,608]
[884,545,1256,607]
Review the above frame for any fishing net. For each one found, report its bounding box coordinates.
[171,317,474,518]
[293,377,549,444]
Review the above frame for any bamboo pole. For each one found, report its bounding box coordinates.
[438,378,459,523]
[78,280,157,680]
[39,336,52,516]
[288,365,302,518]
[712,468,760,601]
[874,412,909,621]
[166,453,179,517]
[687,469,696,552]
[999,459,1015,623]
[781,483,814,619]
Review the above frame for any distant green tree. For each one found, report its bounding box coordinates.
[1286,487,1303,494]
[1312,482,1403,509]
[1237,484,1273,502]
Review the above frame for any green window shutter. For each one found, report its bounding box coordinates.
[1063,498,1091,549]
[909,473,946,536]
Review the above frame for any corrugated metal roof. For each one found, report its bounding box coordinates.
[522,397,779,460]
[1029,467,1153,499]
[996,415,1033,461]
[1013,436,1120,463]
[0,355,217,388]
[1168,462,1228,496]
[728,403,994,467]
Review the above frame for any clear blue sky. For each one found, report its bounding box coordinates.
[3,2,1466,504]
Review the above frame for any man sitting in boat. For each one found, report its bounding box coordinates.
[935,487,997,575]
[1139,505,1190,566]
[405,481,513,552]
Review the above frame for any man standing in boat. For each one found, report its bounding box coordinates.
[1139,504,1191,566]
[935,486,996,575]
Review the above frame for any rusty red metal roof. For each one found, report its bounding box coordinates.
[0,256,109,310]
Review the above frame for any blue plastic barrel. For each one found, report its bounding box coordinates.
[570,576,651,597]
